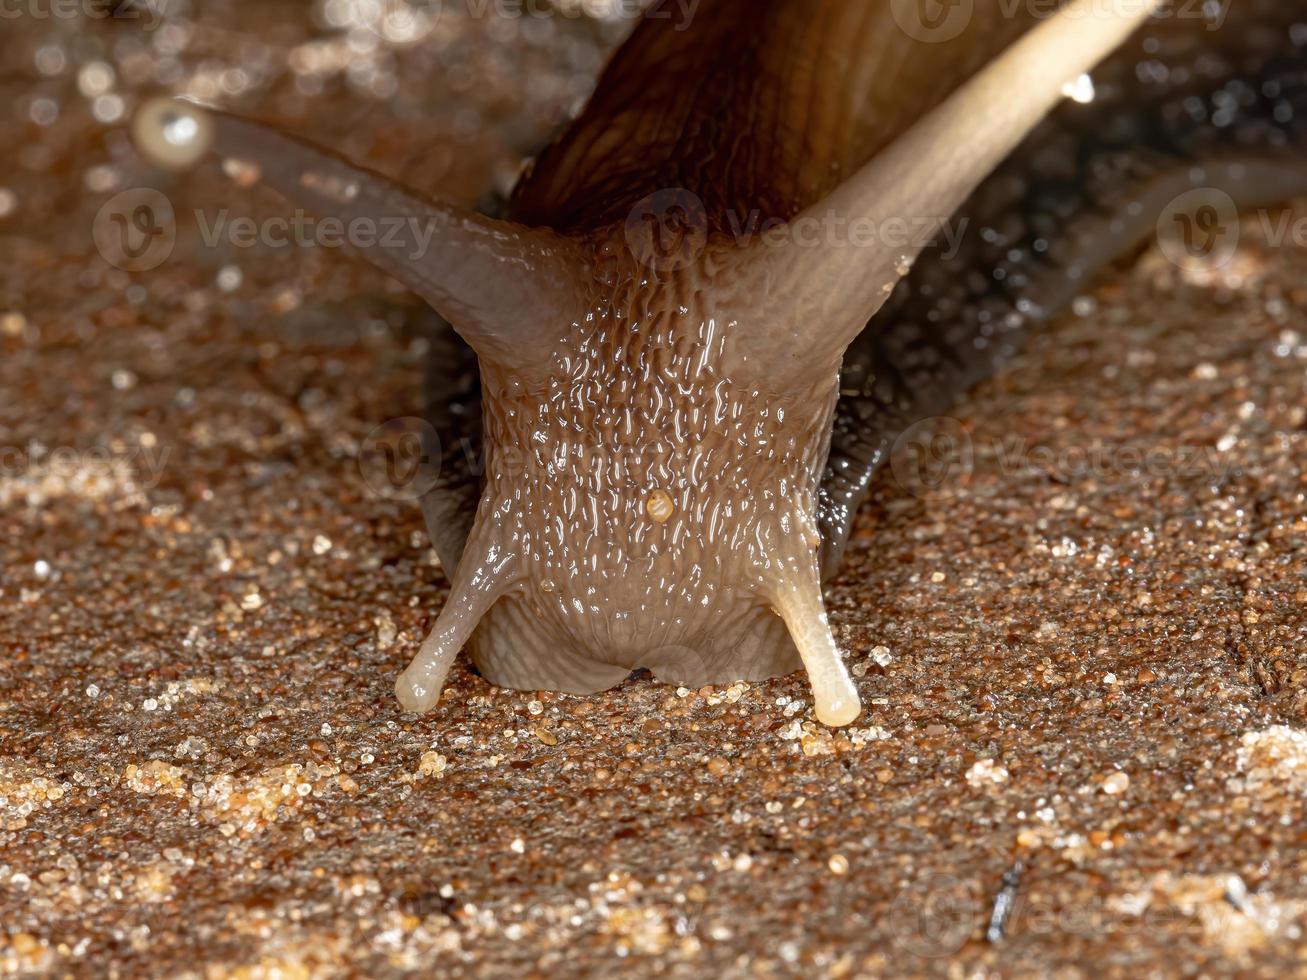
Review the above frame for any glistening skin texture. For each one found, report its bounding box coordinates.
[130,0,1306,727]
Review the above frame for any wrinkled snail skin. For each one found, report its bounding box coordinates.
[130,0,1305,727]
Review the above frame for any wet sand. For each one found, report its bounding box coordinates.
[1,4,1305,977]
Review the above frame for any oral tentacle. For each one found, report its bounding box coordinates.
[394,530,523,713]
[767,566,861,728]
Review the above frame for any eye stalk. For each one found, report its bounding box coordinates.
[746,0,1163,382]
[127,97,590,380]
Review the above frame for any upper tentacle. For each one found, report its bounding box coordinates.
[132,97,591,378]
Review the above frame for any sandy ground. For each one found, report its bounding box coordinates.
[1,3,1305,977]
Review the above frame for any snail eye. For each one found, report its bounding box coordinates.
[132,97,214,172]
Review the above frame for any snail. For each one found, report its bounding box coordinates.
[132,0,1307,726]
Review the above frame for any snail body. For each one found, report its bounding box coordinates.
[133,0,1307,725]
